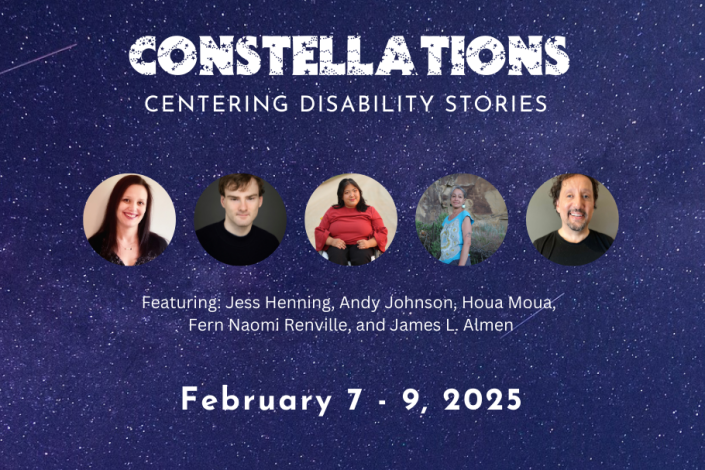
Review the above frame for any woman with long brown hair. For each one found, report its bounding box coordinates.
[88,175,167,266]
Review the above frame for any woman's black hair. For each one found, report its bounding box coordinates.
[333,178,368,212]
[96,175,154,255]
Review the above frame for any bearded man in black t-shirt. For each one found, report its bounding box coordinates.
[533,174,614,266]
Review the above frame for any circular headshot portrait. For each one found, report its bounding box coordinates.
[415,174,508,266]
[194,174,286,266]
[83,174,176,266]
[305,174,398,266]
[527,173,618,266]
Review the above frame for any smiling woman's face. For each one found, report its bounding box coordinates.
[343,184,360,208]
[116,184,148,229]
[450,189,465,209]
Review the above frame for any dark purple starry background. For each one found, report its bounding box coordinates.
[1,1,703,468]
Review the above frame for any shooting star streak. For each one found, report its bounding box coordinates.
[501,292,565,339]
[0,43,77,76]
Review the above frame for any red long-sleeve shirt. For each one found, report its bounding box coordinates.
[315,206,388,252]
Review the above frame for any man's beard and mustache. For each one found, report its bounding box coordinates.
[566,209,587,232]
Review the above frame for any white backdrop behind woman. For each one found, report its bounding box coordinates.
[83,174,176,243]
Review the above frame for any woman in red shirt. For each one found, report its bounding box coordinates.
[315,178,388,266]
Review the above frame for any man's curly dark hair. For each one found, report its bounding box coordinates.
[549,174,599,211]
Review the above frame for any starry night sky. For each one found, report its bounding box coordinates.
[1,1,703,468]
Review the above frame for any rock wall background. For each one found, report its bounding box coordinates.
[415,174,508,231]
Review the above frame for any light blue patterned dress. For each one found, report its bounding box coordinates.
[439,210,474,264]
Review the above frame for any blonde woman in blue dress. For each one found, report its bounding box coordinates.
[439,186,474,266]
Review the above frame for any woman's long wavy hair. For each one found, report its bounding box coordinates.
[96,175,154,254]
[333,178,368,212]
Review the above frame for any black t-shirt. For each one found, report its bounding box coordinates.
[533,230,614,266]
[196,221,280,266]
